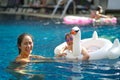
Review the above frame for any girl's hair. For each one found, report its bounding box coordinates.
[65,33,72,41]
[17,33,33,54]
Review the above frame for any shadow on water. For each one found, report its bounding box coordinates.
[6,61,45,80]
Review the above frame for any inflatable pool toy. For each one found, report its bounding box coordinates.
[63,16,93,25]
[54,26,120,60]
[63,16,117,25]
[93,17,117,25]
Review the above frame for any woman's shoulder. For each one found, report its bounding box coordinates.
[15,55,21,60]
[15,55,30,63]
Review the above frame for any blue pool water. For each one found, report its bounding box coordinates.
[0,14,120,80]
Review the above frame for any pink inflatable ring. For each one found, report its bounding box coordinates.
[63,16,117,25]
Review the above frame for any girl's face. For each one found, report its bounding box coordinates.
[66,35,73,46]
[19,35,33,55]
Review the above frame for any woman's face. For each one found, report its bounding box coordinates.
[19,35,33,54]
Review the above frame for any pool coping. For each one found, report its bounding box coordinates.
[0,10,120,19]
[0,11,90,19]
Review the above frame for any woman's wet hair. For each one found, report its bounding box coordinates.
[96,6,103,13]
[91,5,103,13]
[17,33,33,54]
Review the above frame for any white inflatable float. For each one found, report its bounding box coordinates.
[54,26,120,60]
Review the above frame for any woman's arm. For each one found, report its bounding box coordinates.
[30,55,46,59]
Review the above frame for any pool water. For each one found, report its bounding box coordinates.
[0,14,120,80]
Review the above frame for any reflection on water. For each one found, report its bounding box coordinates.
[7,62,45,80]
[6,58,120,80]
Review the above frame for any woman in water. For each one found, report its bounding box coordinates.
[90,6,113,19]
[15,33,46,63]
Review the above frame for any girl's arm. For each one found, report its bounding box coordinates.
[81,47,89,60]
[56,46,67,57]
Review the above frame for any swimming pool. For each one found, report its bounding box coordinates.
[0,14,120,80]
